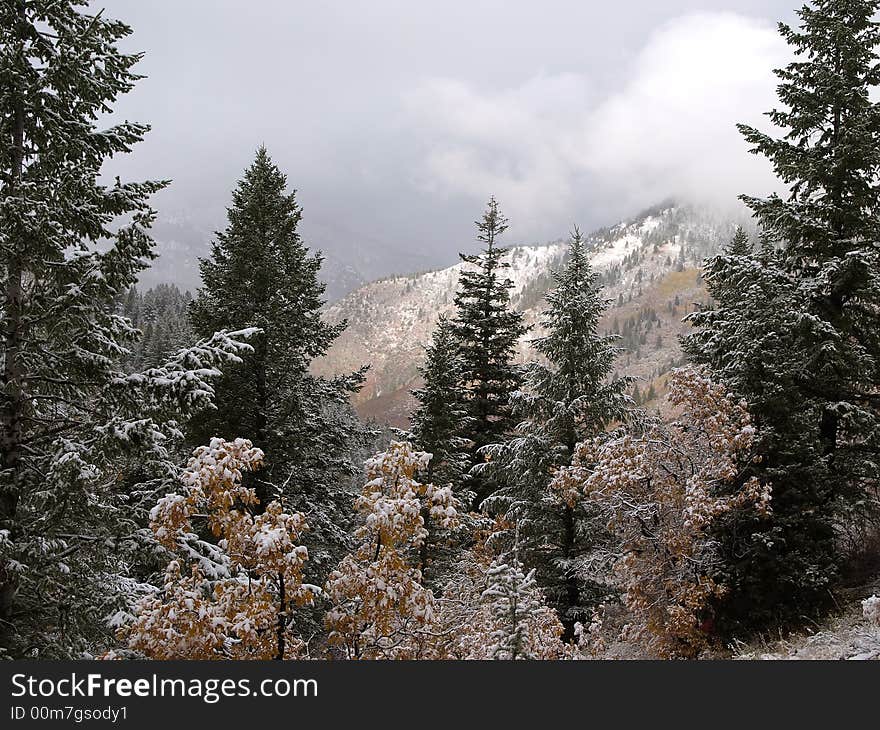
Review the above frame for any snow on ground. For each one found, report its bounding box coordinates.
[591,232,639,270]
[506,243,566,296]
[732,579,880,660]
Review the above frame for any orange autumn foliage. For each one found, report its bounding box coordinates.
[552,367,771,658]
[119,438,316,659]
[324,441,458,659]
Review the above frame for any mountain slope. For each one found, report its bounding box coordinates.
[314,203,754,426]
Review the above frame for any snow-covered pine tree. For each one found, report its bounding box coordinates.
[450,197,527,506]
[485,228,632,633]
[189,147,368,585]
[685,230,842,627]
[0,0,254,656]
[481,548,565,660]
[725,226,752,258]
[686,0,880,626]
[435,522,570,659]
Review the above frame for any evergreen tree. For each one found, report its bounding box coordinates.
[481,549,558,660]
[0,0,252,656]
[190,147,367,584]
[685,0,880,627]
[450,197,527,506]
[411,316,470,490]
[121,284,194,370]
[726,226,752,257]
[686,238,834,626]
[410,317,473,578]
[486,228,631,632]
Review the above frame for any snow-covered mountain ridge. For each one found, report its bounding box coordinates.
[314,203,754,426]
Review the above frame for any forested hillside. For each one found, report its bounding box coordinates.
[316,204,752,425]
[1,0,879,662]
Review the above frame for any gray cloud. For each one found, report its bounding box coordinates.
[101,0,798,281]
[404,12,791,236]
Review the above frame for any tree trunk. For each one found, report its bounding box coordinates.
[820,408,838,458]
[560,504,580,641]
[419,460,432,578]
[0,1,27,649]
[275,571,285,660]
[250,337,270,510]
[419,506,430,579]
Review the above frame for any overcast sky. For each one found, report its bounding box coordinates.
[104,0,798,272]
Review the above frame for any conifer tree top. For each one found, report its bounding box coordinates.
[724,227,752,256]
[192,145,333,345]
[475,196,509,251]
[738,0,880,250]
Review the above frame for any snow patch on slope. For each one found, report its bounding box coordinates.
[316,203,750,424]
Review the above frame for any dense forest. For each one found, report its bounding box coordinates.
[1,0,880,660]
